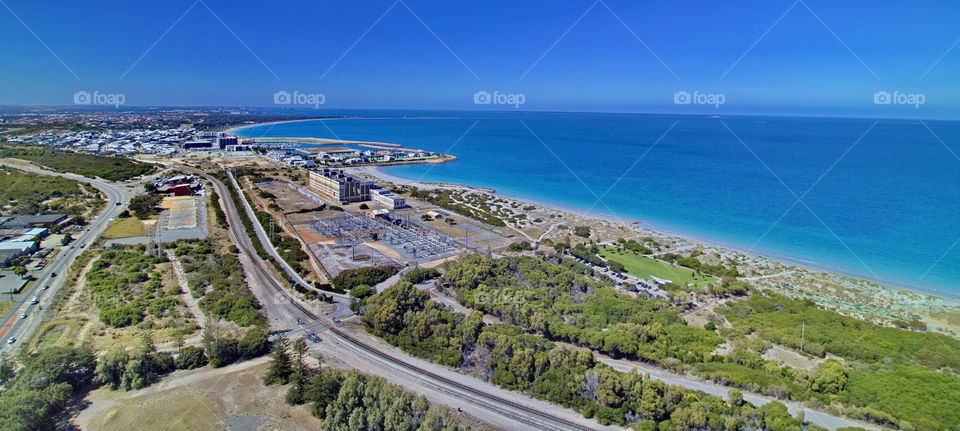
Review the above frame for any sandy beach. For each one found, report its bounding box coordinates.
[354,165,960,338]
[228,119,960,338]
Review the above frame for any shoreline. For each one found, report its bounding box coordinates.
[366,165,960,305]
[231,118,960,307]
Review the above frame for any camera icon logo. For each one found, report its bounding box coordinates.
[473,90,491,105]
[274,90,291,105]
[73,91,91,105]
[673,91,692,105]
[873,91,891,105]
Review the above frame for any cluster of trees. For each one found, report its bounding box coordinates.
[178,243,249,312]
[573,225,591,238]
[128,193,163,219]
[616,238,654,255]
[719,293,960,430]
[201,326,270,368]
[96,333,174,391]
[85,249,183,328]
[568,244,606,267]
[0,327,275,429]
[263,335,475,430]
[403,267,441,284]
[362,282,805,428]
[176,240,267,327]
[660,253,739,278]
[439,255,719,365]
[208,190,228,228]
[331,266,399,292]
[438,255,958,429]
[0,345,97,430]
[507,241,534,252]
[0,144,156,181]
[0,167,91,217]
[708,277,750,298]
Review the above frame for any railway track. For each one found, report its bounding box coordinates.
[205,172,600,431]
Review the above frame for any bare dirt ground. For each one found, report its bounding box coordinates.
[255,181,322,214]
[74,358,322,431]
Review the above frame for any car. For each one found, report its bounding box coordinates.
[20,313,27,319]
[50,272,56,277]
[116,201,122,205]
[6,337,14,345]
[42,285,49,290]
[30,296,38,304]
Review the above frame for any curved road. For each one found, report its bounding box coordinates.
[0,161,135,353]
[205,170,613,431]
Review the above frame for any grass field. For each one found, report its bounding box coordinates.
[598,246,716,289]
[0,300,12,317]
[102,217,149,239]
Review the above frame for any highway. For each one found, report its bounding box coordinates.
[0,161,138,353]
[204,172,613,431]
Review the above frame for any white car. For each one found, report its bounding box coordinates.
[6,337,14,345]
[30,296,39,304]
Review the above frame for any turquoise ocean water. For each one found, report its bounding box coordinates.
[236,111,960,297]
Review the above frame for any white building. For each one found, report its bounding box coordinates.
[370,188,406,209]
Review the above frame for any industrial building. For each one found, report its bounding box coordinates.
[0,214,68,229]
[370,188,406,209]
[308,169,372,204]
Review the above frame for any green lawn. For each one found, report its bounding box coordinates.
[102,217,149,239]
[598,246,716,289]
[0,300,12,317]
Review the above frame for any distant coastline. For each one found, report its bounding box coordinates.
[229,117,960,306]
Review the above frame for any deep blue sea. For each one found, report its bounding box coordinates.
[236,111,960,297]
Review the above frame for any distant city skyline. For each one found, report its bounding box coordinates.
[1,0,958,119]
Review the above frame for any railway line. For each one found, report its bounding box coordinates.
[203,171,604,431]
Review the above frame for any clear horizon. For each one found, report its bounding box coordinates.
[1,0,958,119]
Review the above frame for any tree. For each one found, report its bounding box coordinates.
[810,359,847,394]
[286,338,310,405]
[0,353,15,386]
[607,259,625,274]
[264,335,292,385]
[238,327,270,359]
[574,225,591,238]
[13,266,27,279]
[358,203,369,210]
[95,348,128,390]
[128,194,162,219]
[175,346,208,370]
[61,234,73,246]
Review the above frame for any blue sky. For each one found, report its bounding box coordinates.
[1,0,958,118]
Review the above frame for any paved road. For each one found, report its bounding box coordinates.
[208,169,611,431]
[225,171,351,305]
[0,162,134,352]
[201,172,352,320]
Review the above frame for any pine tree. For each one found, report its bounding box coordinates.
[286,338,309,404]
[264,334,292,385]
